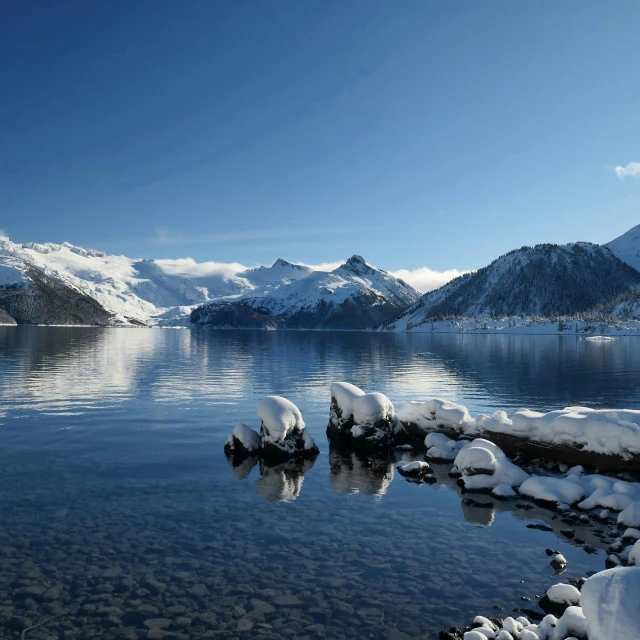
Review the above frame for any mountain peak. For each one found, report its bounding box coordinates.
[347,255,367,266]
[272,258,293,268]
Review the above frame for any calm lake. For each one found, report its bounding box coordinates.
[1,327,640,639]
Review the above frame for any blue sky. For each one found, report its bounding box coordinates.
[1,0,639,276]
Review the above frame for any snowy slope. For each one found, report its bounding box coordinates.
[192,255,421,329]
[606,223,640,273]
[385,242,640,331]
[0,237,315,326]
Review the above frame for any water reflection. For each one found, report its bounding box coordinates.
[328,450,395,499]
[227,455,316,502]
[256,458,316,502]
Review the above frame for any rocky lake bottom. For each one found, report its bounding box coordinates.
[2,327,640,639]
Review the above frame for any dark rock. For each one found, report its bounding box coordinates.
[527,524,553,532]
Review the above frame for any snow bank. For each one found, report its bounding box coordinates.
[581,567,640,640]
[518,476,585,506]
[629,540,640,566]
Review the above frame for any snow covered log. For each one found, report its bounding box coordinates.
[397,398,640,471]
[396,399,472,445]
[327,382,405,452]
[224,396,319,465]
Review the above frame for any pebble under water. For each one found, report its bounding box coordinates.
[1,327,639,639]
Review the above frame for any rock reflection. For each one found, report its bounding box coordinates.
[256,458,316,503]
[227,454,316,502]
[329,449,394,499]
[226,454,259,480]
[461,496,496,527]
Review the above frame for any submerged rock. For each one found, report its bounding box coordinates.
[396,460,432,480]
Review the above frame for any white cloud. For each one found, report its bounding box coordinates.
[154,257,249,281]
[154,252,467,293]
[0,229,7,238]
[615,162,640,179]
[390,266,468,294]
[296,260,344,272]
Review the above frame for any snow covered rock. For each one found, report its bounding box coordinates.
[224,423,261,460]
[518,477,585,507]
[425,433,467,461]
[258,396,319,462]
[551,606,587,639]
[224,397,319,465]
[396,460,432,480]
[580,567,640,640]
[327,382,402,452]
[628,540,640,566]
[618,502,640,528]
[546,583,581,606]
[491,484,517,499]
[550,553,568,574]
[454,439,530,491]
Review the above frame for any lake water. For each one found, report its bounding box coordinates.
[1,327,640,639]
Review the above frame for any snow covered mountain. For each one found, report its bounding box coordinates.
[385,242,640,331]
[191,255,421,329]
[606,223,640,273]
[0,237,317,326]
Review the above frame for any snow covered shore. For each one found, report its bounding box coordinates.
[432,436,640,639]
[387,317,640,336]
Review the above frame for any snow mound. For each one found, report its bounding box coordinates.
[581,566,640,640]
[629,540,640,566]
[518,476,586,505]
[257,396,305,442]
